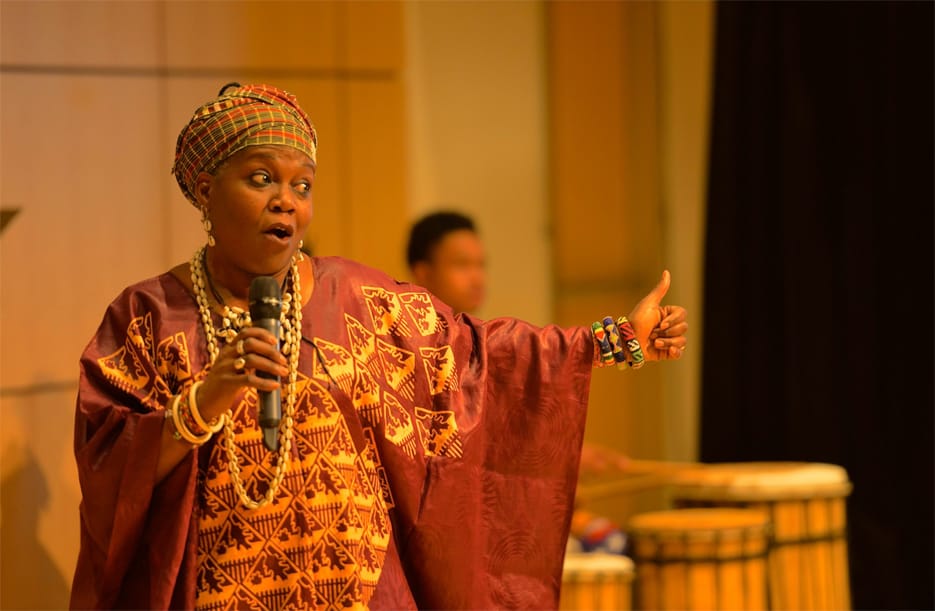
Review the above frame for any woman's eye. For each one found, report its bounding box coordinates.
[250,172,271,186]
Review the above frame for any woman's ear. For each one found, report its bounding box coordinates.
[194,172,213,207]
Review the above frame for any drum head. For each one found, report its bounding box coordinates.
[670,462,852,501]
[628,508,770,543]
[563,552,635,576]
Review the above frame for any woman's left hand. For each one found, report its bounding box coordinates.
[628,270,688,361]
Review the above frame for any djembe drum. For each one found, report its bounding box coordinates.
[560,552,635,610]
[628,508,770,611]
[670,462,852,610]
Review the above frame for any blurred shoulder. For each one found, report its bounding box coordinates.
[108,270,190,311]
[313,256,413,293]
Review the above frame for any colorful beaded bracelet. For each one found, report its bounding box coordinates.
[590,315,646,370]
[591,321,616,366]
[603,316,629,370]
[616,316,645,370]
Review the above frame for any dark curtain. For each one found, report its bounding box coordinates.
[701,2,933,610]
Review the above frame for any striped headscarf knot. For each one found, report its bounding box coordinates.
[172,83,318,205]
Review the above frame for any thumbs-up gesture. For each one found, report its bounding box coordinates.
[627,270,687,361]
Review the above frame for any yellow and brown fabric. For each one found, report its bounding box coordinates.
[172,83,318,205]
[71,257,594,610]
[193,299,461,609]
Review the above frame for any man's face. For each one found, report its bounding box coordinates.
[413,229,486,315]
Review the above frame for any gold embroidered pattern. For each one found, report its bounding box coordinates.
[399,291,441,336]
[382,393,418,459]
[315,339,356,396]
[192,284,464,610]
[351,365,382,430]
[344,314,383,380]
[344,289,464,461]
[362,287,412,337]
[362,428,395,508]
[419,345,460,395]
[414,407,465,458]
[97,317,152,394]
[97,313,192,409]
[376,339,415,401]
[197,373,390,611]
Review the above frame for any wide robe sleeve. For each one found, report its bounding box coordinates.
[402,315,594,609]
[70,274,202,610]
[310,258,595,610]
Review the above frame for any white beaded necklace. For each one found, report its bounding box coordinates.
[189,245,303,509]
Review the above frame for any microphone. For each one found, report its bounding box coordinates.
[249,276,282,452]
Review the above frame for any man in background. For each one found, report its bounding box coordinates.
[406,211,486,316]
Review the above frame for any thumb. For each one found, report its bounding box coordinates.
[647,269,671,304]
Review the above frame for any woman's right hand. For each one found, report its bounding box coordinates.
[194,327,289,422]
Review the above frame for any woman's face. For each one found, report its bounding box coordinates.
[196,145,315,277]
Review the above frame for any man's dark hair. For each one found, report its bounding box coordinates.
[406,211,477,267]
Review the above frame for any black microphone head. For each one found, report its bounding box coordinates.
[249,276,283,320]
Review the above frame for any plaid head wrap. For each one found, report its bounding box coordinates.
[172,83,318,205]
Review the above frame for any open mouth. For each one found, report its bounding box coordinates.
[264,224,294,240]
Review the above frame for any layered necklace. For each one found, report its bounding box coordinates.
[189,245,303,509]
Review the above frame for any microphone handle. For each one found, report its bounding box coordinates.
[252,316,281,451]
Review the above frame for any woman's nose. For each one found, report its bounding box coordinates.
[270,183,296,211]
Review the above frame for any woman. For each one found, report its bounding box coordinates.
[71,83,687,610]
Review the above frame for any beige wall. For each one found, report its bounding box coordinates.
[0,0,711,607]
[547,0,712,525]
[657,0,714,464]
[404,1,552,325]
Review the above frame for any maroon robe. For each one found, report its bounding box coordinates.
[71,257,594,609]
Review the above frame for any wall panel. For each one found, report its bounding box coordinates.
[345,79,409,278]
[0,2,408,607]
[165,1,339,71]
[0,0,161,68]
[0,75,166,384]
